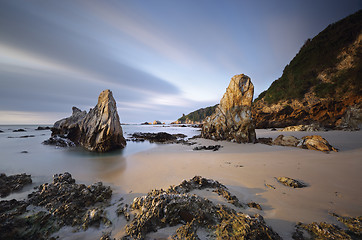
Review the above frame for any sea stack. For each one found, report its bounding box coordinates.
[47,89,126,152]
[202,74,256,143]
[79,90,126,152]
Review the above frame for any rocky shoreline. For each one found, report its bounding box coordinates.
[1,173,361,239]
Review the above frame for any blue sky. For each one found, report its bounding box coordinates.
[0,0,360,124]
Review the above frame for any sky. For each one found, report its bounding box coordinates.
[0,0,360,124]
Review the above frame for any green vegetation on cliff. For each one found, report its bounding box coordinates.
[255,10,362,104]
[177,104,218,123]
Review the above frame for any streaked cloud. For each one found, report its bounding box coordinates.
[0,0,359,124]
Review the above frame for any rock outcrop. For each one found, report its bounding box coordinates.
[45,90,126,152]
[202,74,256,143]
[293,213,362,240]
[0,173,32,198]
[252,11,362,130]
[267,135,338,153]
[122,176,280,239]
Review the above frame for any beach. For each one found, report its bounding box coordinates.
[1,126,361,239]
[98,129,361,239]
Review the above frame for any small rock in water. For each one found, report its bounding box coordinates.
[13,129,26,132]
[35,126,51,130]
[42,136,76,147]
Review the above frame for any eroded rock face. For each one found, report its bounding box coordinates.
[202,74,256,143]
[46,90,126,152]
[78,90,126,152]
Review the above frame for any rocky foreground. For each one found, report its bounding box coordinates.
[1,173,361,239]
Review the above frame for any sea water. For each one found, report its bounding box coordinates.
[0,124,200,197]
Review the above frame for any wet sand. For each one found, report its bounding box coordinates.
[101,129,362,239]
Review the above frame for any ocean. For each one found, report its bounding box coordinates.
[0,124,200,199]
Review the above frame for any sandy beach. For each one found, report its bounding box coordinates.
[97,129,362,239]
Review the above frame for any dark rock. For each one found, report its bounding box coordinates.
[247,202,262,210]
[0,199,30,240]
[277,177,306,188]
[128,132,180,143]
[28,172,112,228]
[117,205,130,221]
[8,135,35,139]
[293,222,352,240]
[100,232,115,240]
[172,220,200,240]
[13,129,26,132]
[42,136,76,147]
[47,90,126,152]
[0,173,32,198]
[0,130,3,133]
[35,126,51,130]
[257,137,273,145]
[214,207,279,239]
[331,213,362,236]
[193,145,222,151]
[20,151,28,153]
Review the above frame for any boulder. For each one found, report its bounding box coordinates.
[299,135,338,152]
[193,145,222,151]
[202,74,256,143]
[45,90,126,152]
[273,135,300,147]
[277,177,306,188]
[78,90,126,152]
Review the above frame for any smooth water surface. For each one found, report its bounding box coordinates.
[0,124,200,191]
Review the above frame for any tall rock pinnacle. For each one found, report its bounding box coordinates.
[202,74,256,143]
